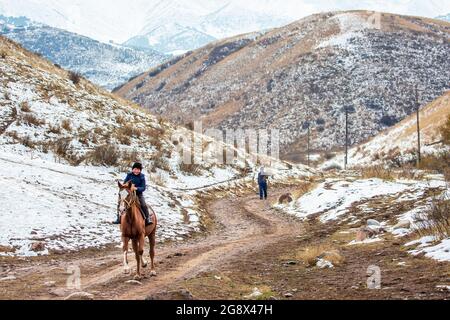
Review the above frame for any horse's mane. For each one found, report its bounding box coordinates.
[125,192,141,225]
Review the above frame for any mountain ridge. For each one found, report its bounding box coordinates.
[115,11,450,161]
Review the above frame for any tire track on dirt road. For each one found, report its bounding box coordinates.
[82,187,306,300]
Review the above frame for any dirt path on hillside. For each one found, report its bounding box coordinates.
[0,186,306,300]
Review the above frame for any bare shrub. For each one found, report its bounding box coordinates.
[322,163,342,171]
[61,119,72,131]
[119,124,142,138]
[48,124,61,134]
[444,168,450,184]
[68,71,82,85]
[115,115,126,125]
[419,152,450,173]
[20,101,31,112]
[324,152,336,160]
[120,149,140,167]
[296,245,345,268]
[22,114,45,126]
[361,165,394,180]
[88,144,120,166]
[117,134,131,146]
[20,135,35,148]
[441,114,450,145]
[151,152,171,171]
[53,137,72,158]
[415,195,450,240]
[178,162,202,176]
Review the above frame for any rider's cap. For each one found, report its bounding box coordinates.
[132,162,143,170]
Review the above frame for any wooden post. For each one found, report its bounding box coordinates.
[307,123,311,167]
[345,106,349,170]
[416,85,421,167]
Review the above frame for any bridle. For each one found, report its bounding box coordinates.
[117,187,138,217]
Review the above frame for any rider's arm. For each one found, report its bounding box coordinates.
[136,175,147,193]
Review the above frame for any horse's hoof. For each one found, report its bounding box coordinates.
[150,270,157,277]
[124,268,131,275]
[142,262,148,268]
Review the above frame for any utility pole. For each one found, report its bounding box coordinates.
[415,85,421,167]
[307,122,311,167]
[345,106,349,170]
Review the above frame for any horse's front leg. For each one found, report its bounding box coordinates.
[122,237,130,274]
[149,231,157,277]
[132,239,143,279]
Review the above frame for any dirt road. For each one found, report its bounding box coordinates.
[0,187,305,300]
[1,182,449,300]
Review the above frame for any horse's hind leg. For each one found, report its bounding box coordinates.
[122,237,130,274]
[149,231,157,277]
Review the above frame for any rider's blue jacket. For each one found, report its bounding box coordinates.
[124,173,147,195]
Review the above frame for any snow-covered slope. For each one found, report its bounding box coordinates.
[0,35,312,256]
[0,15,167,90]
[275,176,450,262]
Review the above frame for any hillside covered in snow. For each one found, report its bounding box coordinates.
[322,91,450,168]
[0,35,311,256]
[115,11,450,161]
[0,15,168,90]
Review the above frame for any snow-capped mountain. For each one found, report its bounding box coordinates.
[436,13,450,22]
[4,0,448,55]
[124,22,216,56]
[0,15,167,90]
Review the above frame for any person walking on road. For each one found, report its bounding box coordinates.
[258,167,269,200]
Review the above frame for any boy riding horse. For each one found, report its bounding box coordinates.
[113,162,153,226]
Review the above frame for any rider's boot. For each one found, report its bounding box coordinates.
[144,212,153,226]
[142,207,153,226]
[112,214,121,225]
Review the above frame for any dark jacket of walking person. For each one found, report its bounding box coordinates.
[258,167,269,200]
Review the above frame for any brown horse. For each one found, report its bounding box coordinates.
[117,181,157,279]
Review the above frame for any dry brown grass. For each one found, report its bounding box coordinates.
[48,124,61,135]
[360,165,394,180]
[68,71,81,85]
[151,152,171,171]
[87,144,120,166]
[415,195,450,240]
[22,114,45,127]
[53,137,72,158]
[419,152,450,173]
[118,124,142,138]
[178,162,203,176]
[115,115,126,125]
[441,114,450,145]
[61,119,72,131]
[296,244,345,267]
[20,101,31,112]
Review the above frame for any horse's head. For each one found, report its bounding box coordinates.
[117,181,138,214]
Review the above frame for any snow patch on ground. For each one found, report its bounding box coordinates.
[407,237,450,262]
[275,178,414,222]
